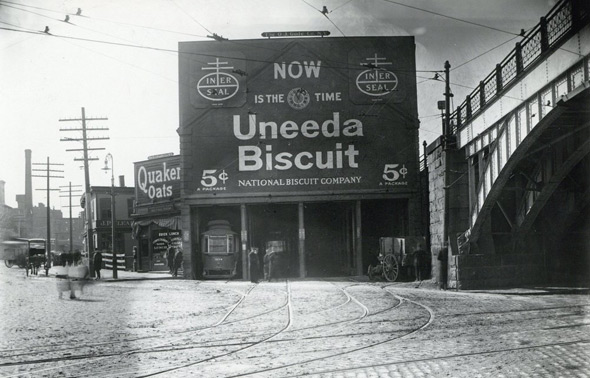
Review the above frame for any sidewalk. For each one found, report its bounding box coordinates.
[47,266,175,282]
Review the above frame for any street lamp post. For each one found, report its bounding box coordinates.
[103,153,117,279]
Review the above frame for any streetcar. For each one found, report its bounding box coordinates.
[201,220,240,279]
[1,238,49,276]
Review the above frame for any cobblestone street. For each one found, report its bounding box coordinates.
[1,265,589,377]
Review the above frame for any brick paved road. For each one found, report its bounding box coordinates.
[0,265,588,377]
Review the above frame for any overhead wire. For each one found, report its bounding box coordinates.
[330,0,356,13]
[170,0,213,35]
[1,0,541,145]
[300,0,347,36]
[0,0,209,38]
[380,0,522,37]
[0,0,438,74]
[297,1,446,149]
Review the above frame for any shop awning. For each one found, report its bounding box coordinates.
[131,216,181,239]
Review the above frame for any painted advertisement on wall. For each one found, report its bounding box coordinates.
[134,155,181,205]
[179,37,418,198]
[151,230,182,271]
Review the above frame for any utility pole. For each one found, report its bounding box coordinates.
[442,60,453,248]
[103,153,117,279]
[443,61,452,138]
[440,60,454,290]
[32,157,64,267]
[59,107,109,277]
[59,182,83,254]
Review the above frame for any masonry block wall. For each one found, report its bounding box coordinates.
[427,137,469,289]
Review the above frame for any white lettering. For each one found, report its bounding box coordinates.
[136,162,180,199]
[237,144,359,172]
[274,61,322,79]
[233,112,363,140]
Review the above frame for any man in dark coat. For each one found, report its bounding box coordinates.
[165,246,175,274]
[437,247,448,290]
[172,248,183,277]
[93,251,103,280]
[248,248,260,283]
[413,245,428,282]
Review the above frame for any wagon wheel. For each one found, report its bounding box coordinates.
[4,260,14,268]
[382,254,399,282]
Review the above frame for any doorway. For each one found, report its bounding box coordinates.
[304,202,352,277]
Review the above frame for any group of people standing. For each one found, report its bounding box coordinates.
[248,248,281,283]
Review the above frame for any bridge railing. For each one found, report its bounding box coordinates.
[468,54,589,235]
[451,0,586,135]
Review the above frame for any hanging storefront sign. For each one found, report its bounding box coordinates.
[134,155,181,205]
[179,37,418,198]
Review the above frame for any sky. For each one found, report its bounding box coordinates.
[0,0,556,211]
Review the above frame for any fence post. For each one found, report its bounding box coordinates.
[571,0,582,31]
[479,81,486,107]
[495,64,503,93]
[466,96,472,119]
[540,16,549,52]
[515,42,524,74]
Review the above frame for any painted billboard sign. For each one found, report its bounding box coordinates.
[178,37,418,198]
[134,155,181,205]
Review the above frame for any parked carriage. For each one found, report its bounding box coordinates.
[1,238,48,276]
[368,237,427,282]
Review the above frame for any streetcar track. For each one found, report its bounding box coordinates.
[225,284,435,378]
[130,280,294,378]
[0,282,294,376]
[0,281,427,378]
[0,283,262,377]
[3,278,585,378]
[56,281,291,378]
[281,282,377,338]
[284,338,590,377]
[0,282,236,357]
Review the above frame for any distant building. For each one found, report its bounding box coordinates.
[81,183,136,270]
[0,180,19,242]
[131,154,181,272]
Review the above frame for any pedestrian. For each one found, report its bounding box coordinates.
[437,247,448,290]
[73,250,81,265]
[132,246,138,272]
[413,244,428,282]
[165,246,175,274]
[248,248,259,283]
[65,252,73,266]
[263,249,279,281]
[93,251,103,280]
[68,260,90,299]
[172,248,183,277]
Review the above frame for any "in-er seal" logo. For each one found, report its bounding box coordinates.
[356,54,398,97]
[197,58,240,101]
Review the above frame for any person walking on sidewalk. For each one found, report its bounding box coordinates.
[248,248,260,283]
[132,246,138,272]
[93,251,103,280]
[165,246,175,274]
[172,248,183,277]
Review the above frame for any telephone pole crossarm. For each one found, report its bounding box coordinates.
[59,107,109,278]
